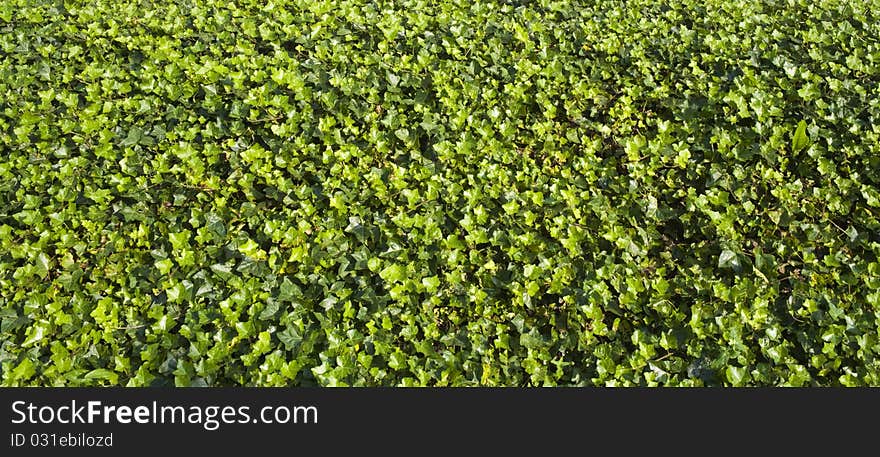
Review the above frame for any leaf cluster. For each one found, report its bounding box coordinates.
[2,0,879,386]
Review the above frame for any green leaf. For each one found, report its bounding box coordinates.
[387,72,400,87]
[206,213,226,237]
[726,366,749,386]
[379,264,406,283]
[863,187,880,208]
[34,252,50,278]
[318,296,338,310]
[718,250,740,270]
[520,329,544,350]
[421,276,440,292]
[0,4,11,22]
[259,300,280,320]
[155,258,174,275]
[791,120,810,153]
[11,358,36,382]
[122,128,144,147]
[277,326,302,351]
[238,238,266,260]
[84,369,119,384]
[278,278,301,302]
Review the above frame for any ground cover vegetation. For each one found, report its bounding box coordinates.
[1,0,879,386]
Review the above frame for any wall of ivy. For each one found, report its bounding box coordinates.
[1,0,879,386]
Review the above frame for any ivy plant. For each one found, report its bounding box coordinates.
[1,0,879,386]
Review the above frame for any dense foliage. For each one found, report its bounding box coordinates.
[2,0,879,386]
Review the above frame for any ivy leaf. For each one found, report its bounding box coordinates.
[278,278,301,302]
[11,359,36,382]
[726,366,750,386]
[238,239,266,260]
[84,368,119,384]
[122,127,144,147]
[379,264,406,283]
[791,120,810,153]
[421,276,440,292]
[718,250,741,271]
[259,300,280,320]
[387,72,400,87]
[277,326,302,351]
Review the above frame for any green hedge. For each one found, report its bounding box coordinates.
[2,0,879,386]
